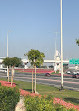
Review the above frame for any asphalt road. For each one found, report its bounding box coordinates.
[0,72,79,91]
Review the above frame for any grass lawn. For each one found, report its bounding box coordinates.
[0,77,79,105]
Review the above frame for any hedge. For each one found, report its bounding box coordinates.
[0,86,20,111]
[24,95,76,111]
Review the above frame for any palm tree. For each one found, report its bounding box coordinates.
[25,49,45,93]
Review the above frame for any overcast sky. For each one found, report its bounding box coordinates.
[0,0,79,60]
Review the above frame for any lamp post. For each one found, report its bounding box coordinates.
[60,0,63,89]
[7,31,10,81]
[7,32,9,79]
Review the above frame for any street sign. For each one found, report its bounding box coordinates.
[69,59,79,64]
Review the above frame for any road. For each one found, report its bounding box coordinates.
[0,72,79,91]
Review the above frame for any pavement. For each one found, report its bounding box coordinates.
[0,72,79,91]
[15,96,25,111]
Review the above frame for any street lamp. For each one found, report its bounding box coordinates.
[7,31,11,79]
[60,0,63,89]
[7,30,11,57]
[7,32,8,78]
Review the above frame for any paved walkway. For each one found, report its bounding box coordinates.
[15,96,25,111]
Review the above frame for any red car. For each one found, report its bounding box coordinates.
[72,74,77,78]
[45,73,51,77]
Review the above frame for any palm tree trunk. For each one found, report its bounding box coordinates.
[34,65,36,93]
[32,70,33,93]
[8,67,9,82]
[11,66,14,86]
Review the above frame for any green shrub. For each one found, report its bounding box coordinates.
[54,104,77,111]
[54,104,69,111]
[0,82,1,86]
[24,95,54,111]
[24,95,76,111]
[0,86,20,111]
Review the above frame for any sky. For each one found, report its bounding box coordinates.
[0,0,79,60]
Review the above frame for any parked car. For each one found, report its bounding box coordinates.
[66,71,72,74]
[72,74,77,78]
[65,71,73,76]
[76,73,79,78]
[45,73,51,77]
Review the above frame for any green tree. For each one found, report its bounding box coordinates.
[76,39,79,46]
[10,57,22,86]
[25,49,45,93]
[3,57,22,85]
[25,49,45,67]
[2,57,11,82]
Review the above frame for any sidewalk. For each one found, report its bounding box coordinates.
[15,96,25,111]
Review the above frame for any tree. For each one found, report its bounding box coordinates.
[3,57,22,85]
[25,49,45,67]
[25,49,45,93]
[2,57,11,82]
[76,39,79,46]
[10,57,22,86]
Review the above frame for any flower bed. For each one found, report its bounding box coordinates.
[0,80,16,87]
[0,80,79,111]
[20,89,79,111]
[24,95,77,111]
[15,68,54,73]
[54,98,79,111]
[20,89,41,97]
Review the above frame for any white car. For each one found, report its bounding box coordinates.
[66,71,71,74]
[73,71,77,74]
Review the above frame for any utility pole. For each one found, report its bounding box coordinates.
[60,0,63,89]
